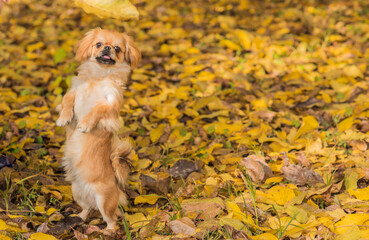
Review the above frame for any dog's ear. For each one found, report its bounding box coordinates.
[75,28,100,61]
[122,34,141,68]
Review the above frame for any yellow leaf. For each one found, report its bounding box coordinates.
[126,212,148,228]
[205,122,243,135]
[136,158,152,171]
[251,99,268,110]
[335,213,369,234]
[348,186,369,200]
[320,92,331,103]
[204,185,217,197]
[197,71,215,81]
[265,176,284,184]
[205,177,218,185]
[74,0,139,20]
[134,194,163,205]
[227,201,245,221]
[27,42,44,52]
[266,186,296,206]
[184,65,205,74]
[219,173,235,182]
[220,39,241,51]
[0,234,12,240]
[234,29,252,49]
[293,116,319,141]
[328,35,345,42]
[0,219,22,232]
[285,205,308,224]
[167,128,192,148]
[29,232,58,240]
[46,207,58,216]
[193,96,219,111]
[35,206,46,214]
[131,82,147,91]
[15,117,46,130]
[344,65,363,78]
[337,117,354,132]
[174,86,192,100]
[251,233,278,240]
[186,47,200,54]
[150,124,167,143]
[344,169,359,190]
[219,218,244,230]
[41,185,72,203]
[334,226,361,240]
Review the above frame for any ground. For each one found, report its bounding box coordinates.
[1,0,369,239]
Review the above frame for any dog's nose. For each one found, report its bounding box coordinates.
[104,46,111,51]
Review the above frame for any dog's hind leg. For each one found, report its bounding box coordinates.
[96,188,120,230]
[72,182,93,221]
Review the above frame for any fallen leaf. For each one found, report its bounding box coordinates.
[181,198,225,219]
[240,154,273,183]
[167,159,199,178]
[74,0,139,20]
[29,232,57,240]
[134,194,164,205]
[281,153,324,186]
[168,217,196,235]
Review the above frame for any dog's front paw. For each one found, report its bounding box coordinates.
[56,111,73,126]
[77,118,95,133]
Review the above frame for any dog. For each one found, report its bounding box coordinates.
[56,28,141,230]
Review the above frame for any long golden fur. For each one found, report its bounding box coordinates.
[56,28,141,230]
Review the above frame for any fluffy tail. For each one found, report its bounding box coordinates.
[111,136,132,190]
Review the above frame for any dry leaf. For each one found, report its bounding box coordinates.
[281,153,323,186]
[240,154,273,183]
[74,0,139,20]
[168,217,196,235]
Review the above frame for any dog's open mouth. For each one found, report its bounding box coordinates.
[96,55,116,65]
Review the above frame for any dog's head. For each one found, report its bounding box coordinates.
[75,28,141,68]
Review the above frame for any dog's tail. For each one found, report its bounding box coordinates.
[111,136,132,190]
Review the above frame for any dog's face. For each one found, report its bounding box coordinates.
[75,28,141,68]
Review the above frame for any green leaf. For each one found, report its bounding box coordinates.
[207,125,215,134]
[54,48,67,64]
[18,120,26,129]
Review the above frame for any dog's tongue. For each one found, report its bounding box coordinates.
[103,55,111,59]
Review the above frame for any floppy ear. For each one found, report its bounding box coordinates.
[75,28,99,61]
[122,34,141,68]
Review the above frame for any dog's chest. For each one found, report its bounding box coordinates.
[73,80,119,120]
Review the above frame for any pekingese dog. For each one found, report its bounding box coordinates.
[56,28,141,230]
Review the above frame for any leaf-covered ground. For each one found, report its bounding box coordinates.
[1,0,369,239]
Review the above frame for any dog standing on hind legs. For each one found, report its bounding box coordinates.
[56,28,141,230]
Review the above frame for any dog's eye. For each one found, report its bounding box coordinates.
[96,42,102,48]
[114,46,121,53]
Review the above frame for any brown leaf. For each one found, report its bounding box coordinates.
[36,221,49,233]
[297,152,310,167]
[84,225,101,234]
[223,225,252,240]
[175,184,195,198]
[168,217,196,235]
[140,172,170,194]
[281,153,324,186]
[73,229,88,240]
[168,159,199,178]
[250,110,276,122]
[181,198,225,219]
[138,216,160,239]
[158,124,171,144]
[48,216,83,235]
[240,155,273,183]
[347,139,367,151]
